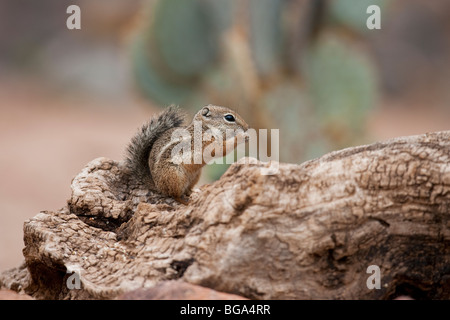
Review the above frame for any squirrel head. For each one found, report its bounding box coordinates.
[194,105,249,135]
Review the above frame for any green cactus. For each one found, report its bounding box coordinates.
[131,0,229,107]
[329,0,388,33]
[130,33,193,105]
[303,34,377,147]
[130,0,382,176]
[249,0,283,76]
[152,0,219,79]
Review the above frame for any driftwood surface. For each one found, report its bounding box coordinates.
[1,131,449,299]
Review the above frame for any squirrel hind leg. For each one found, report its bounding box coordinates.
[186,170,201,195]
[153,165,191,202]
[174,170,201,204]
[174,195,190,205]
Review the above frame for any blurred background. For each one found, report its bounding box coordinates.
[1,0,450,271]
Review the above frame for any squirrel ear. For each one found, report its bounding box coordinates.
[202,107,211,117]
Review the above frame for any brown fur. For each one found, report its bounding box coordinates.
[126,105,249,203]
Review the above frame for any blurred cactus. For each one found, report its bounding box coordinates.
[249,0,283,76]
[130,0,225,106]
[304,34,377,148]
[130,0,383,178]
[152,0,219,79]
[329,0,388,33]
[131,32,193,105]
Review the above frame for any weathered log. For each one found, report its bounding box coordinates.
[1,131,449,299]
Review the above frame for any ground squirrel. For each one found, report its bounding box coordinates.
[125,105,249,204]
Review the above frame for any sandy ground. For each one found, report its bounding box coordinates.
[0,78,449,272]
[0,78,155,271]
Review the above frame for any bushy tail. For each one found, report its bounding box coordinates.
[125,105,186,185]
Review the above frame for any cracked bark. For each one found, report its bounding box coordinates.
[1,131,449,299]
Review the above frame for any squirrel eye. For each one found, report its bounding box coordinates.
[224,114,235,122]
